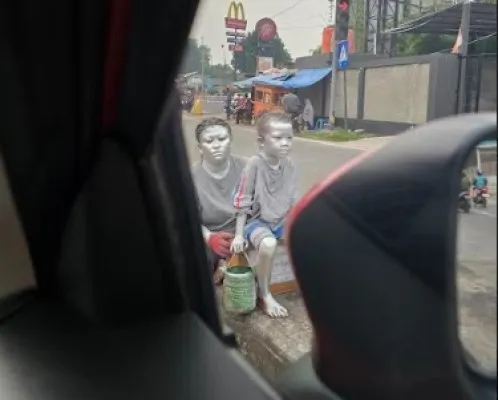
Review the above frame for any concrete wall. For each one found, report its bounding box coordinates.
[295,53,461,135]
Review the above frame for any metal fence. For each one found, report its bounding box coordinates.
[462,53,497,113]
[199,95,226,115]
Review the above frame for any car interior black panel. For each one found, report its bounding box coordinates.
[0,1,82,296]
[278,354,344,400]
[57,138,180,325]
[286,114,496,400]
[145,96,224,335]
[0,299,281,400]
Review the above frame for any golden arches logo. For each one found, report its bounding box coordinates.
[226,1,245,20]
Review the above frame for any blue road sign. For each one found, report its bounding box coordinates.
[337,40,349,69]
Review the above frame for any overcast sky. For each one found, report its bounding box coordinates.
[191,0,331,65]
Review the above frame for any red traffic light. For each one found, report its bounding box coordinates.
[338,0,349,12]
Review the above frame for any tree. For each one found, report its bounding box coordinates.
[309,45,322,56]
[231,30,293,75]
[396,33,456,56]
[180,39,212,74]
[205,63,235,79]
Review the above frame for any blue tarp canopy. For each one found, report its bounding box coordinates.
[233,68,332,90]
[253,67,332,89]
[233,72,291,89]
[232,77,257,89]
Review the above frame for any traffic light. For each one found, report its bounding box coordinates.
[335,0,350,42]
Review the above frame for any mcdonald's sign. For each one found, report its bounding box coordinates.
[225,1,247,30]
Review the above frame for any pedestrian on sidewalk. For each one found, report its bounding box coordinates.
[303,99,314,130]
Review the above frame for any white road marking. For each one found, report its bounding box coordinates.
[472,209,497,218]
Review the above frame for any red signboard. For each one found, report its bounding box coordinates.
[256,18,277,42]
[338,0,349,12]
[228,44,244,52]
[225,17,247,30]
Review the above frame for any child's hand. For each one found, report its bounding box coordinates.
[230,235,246,254]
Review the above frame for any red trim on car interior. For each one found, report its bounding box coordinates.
[102,0,131,130]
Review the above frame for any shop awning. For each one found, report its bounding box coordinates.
[232,77,257,89]
[253,67,332,89]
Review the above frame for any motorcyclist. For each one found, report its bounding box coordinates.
[472,168,488,200]
[472,169,488,189]
[235,93,251,124]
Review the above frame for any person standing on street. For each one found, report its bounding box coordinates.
[302,99,314,130]
[282,89,301,117]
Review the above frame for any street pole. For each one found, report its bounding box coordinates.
[343,69,348,130]
[201,36,205,95]
[328,0,338,128]
[458,0,471,113]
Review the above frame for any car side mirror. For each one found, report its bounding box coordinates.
[281,113,497,400]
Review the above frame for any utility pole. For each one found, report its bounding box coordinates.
[458,0,471,113]
[201,36,205,95]
[328,0,338,127]
[328,0,351,128]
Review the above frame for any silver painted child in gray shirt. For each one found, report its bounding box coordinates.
[191,118,246,262]
[231,112,298,318]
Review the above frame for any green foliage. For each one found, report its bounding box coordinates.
[310,45,322,56]
[396,33,456,55]
[205,63,236,79]
[301,129,367,142]
[351,0,365,52]
[180,39,203,73]
[231,30,293,75]
[180,39,237,78]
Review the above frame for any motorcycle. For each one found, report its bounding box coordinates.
[181,97,193,112]
[473,186,490,208]
[235,107,252,125]
[458,190,471,213]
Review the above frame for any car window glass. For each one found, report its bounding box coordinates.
[456,146,497,377]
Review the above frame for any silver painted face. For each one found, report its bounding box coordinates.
[260,121,294,160]
[198,125,232,165]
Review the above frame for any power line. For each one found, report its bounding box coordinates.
[279,13,325,25]
[279,24,324,30]
[271,0,305,19]
[432,32,497,54]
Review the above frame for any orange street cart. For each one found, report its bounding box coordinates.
[252,84,289,119]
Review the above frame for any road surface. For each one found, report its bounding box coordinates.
[183,116,496,374]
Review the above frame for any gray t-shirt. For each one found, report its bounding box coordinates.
[192,155,246,233]
[233,153,298,228]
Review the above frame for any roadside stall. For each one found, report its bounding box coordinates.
[232,67,332,126]
[252,85,289,118]
[251,67,332,126]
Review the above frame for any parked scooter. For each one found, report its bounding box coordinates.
[458,190,471,213]
[473,186,490,208]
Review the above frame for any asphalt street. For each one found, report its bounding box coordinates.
[183,115,496,373]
